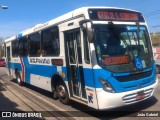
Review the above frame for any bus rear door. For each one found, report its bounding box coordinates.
[6,43,11,76]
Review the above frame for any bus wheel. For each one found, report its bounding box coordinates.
[52,90,58,100]
[156,65,160,74]
[16,72,23,86]
[56,81,70,104]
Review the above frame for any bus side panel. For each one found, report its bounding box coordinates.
[22,57,57,92]
[11,62,22,77]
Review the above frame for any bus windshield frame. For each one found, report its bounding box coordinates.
[94,24,153,73]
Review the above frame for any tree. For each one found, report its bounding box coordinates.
[0,37,4,44]
[0,37,4,58]
[151,33,160,47]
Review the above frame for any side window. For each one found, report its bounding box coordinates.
[83,30,90,64]
[28,32,41,57]
[19,37,28,56]
[12,40,19,58]
[42,26,60,56]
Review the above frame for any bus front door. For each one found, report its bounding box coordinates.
[6,46,11,76]
[65,29,87,100]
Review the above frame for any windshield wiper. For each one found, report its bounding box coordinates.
[108,21,129,53]
[136,22,141,57]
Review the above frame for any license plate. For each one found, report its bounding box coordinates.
[136,91,144,100]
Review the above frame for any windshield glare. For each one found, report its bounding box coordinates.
[94,25,153,73]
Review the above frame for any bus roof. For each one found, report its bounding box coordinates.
[4,6,141,43]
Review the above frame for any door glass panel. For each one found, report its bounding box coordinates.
[68,33,76,64]
[79,66,87,98]
[76,31,82,64]
[7,47,11,61]
[70,65,79,96]
[7,46,11,75]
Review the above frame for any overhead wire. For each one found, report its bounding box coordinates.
[144,10,160,33]
[145,10,160,15]
[145,10,160,17]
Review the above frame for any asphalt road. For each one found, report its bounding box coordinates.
[0,67,160,120]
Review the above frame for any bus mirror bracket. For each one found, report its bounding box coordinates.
[79,19,94,43]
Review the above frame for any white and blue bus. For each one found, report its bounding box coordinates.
[3,7,158,110]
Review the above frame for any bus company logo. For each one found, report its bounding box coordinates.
[30,58,50,64]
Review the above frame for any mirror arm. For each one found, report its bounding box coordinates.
[79,19,93,28]
[79,19,94,43]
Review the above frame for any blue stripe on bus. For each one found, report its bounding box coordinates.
[83,68,95,87]
[8,59,156,93]
[9,62,22,71]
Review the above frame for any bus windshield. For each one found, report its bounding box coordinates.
[94,24,153,73]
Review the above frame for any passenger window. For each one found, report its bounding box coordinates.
[28,32,41,57]
[12,40,19,58]
[42,26,60,56]
[19,37,28,56]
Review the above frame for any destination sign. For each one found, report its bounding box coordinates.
[101,55,130,65]
[88,9,145,22]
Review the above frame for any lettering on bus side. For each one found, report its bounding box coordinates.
[30,58,50,64]
[33,22,49,31]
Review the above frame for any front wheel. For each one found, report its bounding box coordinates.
[56,82,70,104]
[156,65,160,74]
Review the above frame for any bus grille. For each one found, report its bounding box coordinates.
[115,70,152,82]
[122,88,153,104]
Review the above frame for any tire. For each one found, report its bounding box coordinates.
[156,65,160,74]
[16,71,23,86]
[156,67,159,74]
[52,89,58,100]
[56,81,70,104]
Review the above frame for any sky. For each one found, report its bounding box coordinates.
[0,0,160,38]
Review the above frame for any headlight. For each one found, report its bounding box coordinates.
[99,77,115,93]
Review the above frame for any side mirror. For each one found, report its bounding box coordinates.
[87,28,95,43]
[79,19,95,43]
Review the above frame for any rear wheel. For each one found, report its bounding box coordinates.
[56,81,70,104]
[52,89,58,100]
[15,71,23,86]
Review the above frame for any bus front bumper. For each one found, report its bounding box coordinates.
[96,77,159,110]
